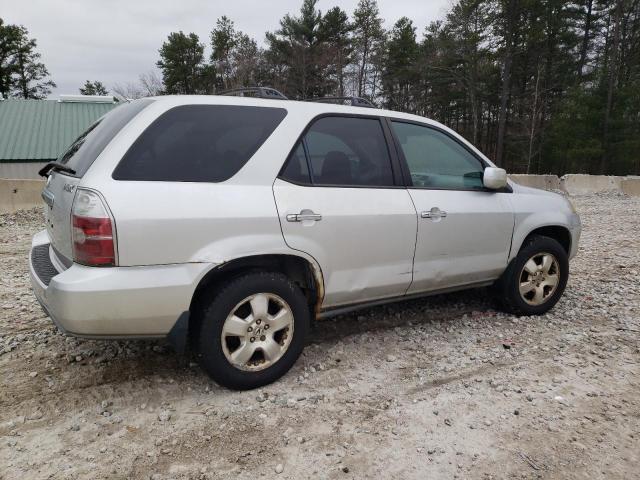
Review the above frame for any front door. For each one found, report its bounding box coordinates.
[273,115,417,308]
[389,120,514,293]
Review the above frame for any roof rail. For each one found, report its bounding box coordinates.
[305,96,376,108]
[218,87,288,100]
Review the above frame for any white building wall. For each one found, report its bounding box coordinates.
[0,162,48,179]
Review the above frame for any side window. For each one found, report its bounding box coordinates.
[113,105,287,182]
[391,121,485,190]
[280,144,311,184]
[294,116,394,187]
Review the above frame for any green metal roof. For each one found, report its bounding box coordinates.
[0,99,119,162]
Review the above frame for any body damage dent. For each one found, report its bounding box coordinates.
[310,261,325,320]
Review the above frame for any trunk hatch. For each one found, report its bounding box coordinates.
[43,172,81,262]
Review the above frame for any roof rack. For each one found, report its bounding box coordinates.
[305,96,376,108]
[218,87,288,100]
[216,87,376,109]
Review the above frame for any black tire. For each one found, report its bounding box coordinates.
[196,271,310,390]
[496,235,569,316]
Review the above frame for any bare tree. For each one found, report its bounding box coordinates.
[139,71,163,96]
[112,81,142,100]
[112,71,163,100]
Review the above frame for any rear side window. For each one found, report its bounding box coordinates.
[280,116,395,187]
[59,99,154,177]
[280,143,311,184]
[112,105,287,182]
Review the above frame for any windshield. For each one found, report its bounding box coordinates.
[58,99,154,177]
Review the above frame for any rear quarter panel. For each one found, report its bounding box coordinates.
[78,97,317,267]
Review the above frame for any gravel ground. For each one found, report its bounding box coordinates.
[0,195,639,480]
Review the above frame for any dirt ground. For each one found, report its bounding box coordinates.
[0,194,638,480]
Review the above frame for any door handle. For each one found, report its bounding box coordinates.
[421,208,447,219]
[286,210,322,222]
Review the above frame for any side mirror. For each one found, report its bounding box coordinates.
[483,167,508,190]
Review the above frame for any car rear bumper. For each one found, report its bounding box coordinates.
[29,229,211,338]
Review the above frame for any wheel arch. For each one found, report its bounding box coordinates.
[188,253,324,341]
[516,225,572,256]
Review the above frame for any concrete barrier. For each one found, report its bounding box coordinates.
[509,174,563,191]
[621,178,640,197]
[560,174,624,195]
[0,179,45,214]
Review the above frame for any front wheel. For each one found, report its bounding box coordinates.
[196,272,310,390]
[496,235,569,316]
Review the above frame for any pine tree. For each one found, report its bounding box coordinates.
[0,19,20,98]
[79,80,108,96]
[157,31,207,94]
[211,16,238,90]
[382,17,419,111]
[210,17,264,91]
[0,21,55,99]
[352,0,385,98]
[232,34,263,88]
[494,0,521,167]
[265,0,331,98]
[418,0,496,146]
[319,7,353,97]
[146,0,640,175]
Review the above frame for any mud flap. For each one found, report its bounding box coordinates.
[167,311,190,355]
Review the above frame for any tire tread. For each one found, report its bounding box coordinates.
[195,270,309,390]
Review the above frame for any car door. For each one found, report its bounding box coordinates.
[389,120,514,293]
[273,115,417,308]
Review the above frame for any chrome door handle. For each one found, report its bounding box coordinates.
[286,211,322,222]
[421,208,447,219]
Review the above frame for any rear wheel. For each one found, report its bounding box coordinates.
[497,235,569,316]
[196,271,310,390]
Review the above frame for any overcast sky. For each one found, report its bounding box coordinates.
[0,0,451,97]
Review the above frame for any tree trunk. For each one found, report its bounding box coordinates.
[601,0,623,174]
[16,47,28,99]
[577,0,594,79]
[496,0,518,167]
[527,64,542,174]
[495,50,512,166]
[337,49,344,97]
[358,35,370,97]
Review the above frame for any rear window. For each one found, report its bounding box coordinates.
[59,99,154,177]
[112,105,287,182]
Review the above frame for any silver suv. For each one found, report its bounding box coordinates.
[30,94,581,389]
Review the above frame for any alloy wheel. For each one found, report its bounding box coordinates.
[518,252,560,306]
[220,293,294,371]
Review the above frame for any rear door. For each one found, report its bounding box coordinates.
[389,120,514,293]
[273,115,418,308]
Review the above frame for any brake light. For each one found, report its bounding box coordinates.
[71,189,116,266]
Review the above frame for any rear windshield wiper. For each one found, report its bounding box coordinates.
[38,162,77,178]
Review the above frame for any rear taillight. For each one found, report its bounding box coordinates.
[71,189,116,266]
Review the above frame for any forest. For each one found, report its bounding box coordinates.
[153,0,640,175]
[1,0,639,175]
